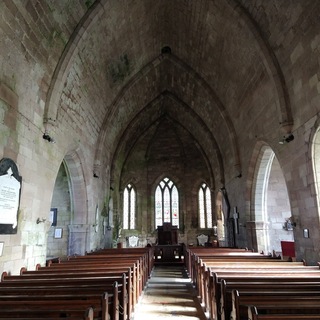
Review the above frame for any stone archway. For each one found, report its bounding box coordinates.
[248,145,292,254]
[47,151,89,258]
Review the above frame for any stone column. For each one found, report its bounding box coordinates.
[246,221,269,253]
[68,224,90,256]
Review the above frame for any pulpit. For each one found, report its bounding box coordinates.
[157,222,178,245]
[154,223,183,264]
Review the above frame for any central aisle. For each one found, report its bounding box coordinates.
[132,265,208,319]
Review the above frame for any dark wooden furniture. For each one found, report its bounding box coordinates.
[154,244,184,264]
[154,223,183,264]
[157,223,178,245]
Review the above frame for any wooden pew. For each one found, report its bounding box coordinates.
[232,289,320,320]
[212,272,320,320]
[188,249,280,289]
[248,305,320,320]
[184,247,252,278]
[220,279,320,320]
[202,264,320,320]
[0,306,94,320]
[25,262,138,314]
[186,247,320,320]
[0,247,153,320]
[0,290,111,319]
[1,268,130,319]
[84,247,154,281]
[198,260,312,300]
[0,274,122,319]
[65,254,148,296]
[191,255,286,313]
[42,255,144,308]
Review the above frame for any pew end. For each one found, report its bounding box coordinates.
[1,271,8,282]
[248,305,258,320]
[85,307,94,320]
[20,267,27,275]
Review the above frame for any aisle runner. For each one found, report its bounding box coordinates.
[133,265,207,319]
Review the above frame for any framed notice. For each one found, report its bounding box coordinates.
[50,208,57,226]
[0,242,4,256]
[54,228,63,239]
[0,158,22,234]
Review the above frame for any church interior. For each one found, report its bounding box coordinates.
[0,0,320,289]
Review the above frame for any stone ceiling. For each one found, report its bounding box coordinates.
[6,0,316,185]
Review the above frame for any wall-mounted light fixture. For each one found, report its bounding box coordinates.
[279,133,294,144]
[36,218,46,224]
[43,131,56,143]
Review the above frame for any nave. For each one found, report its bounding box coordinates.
[133,265,207,320]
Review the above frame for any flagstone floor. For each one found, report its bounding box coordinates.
[132,265,208,320]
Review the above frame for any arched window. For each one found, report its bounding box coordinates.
[199,183,213,229]
[123,184,136,230]
[155,177,179,228]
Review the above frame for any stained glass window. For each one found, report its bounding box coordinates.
[199,183,213,229]
[155,177,179,228]
[123,184,136,230]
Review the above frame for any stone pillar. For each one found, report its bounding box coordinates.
[246,221,269,253]
[68,224,90,256]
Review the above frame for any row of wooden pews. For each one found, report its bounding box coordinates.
[0,246,154,320]
[186,246,320,320]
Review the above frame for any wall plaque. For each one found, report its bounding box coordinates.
[0,158,22,234]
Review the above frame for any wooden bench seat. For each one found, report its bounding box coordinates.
[0,247,154,320]
[0,306,95,320]
[32,258,144,305]
[248,305,320,320]
[232,290,320,320]
[0,274,127,320]
[0,292,110,319]
[1,267,132,320]
[62,256,148,293]
[186,247,320,320]
[210,272,320,320]
[195,262,320,313]
[219,279,320,320]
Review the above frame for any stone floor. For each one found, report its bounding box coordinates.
[132,265,208,320]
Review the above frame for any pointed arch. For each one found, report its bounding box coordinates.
[198,182,213,229]
[155,177,179,229]
[122,183,136,230]
[247,143,292,253]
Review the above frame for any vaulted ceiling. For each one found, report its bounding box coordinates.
[38,0,317,185]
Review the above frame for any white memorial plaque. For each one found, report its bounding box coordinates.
[0,168,21,228]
